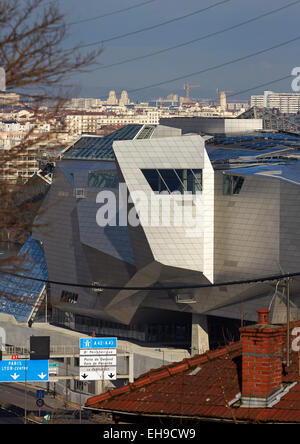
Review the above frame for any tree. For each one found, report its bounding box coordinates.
[0,0,102,315]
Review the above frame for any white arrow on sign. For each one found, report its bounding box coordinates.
[38,372,47,380]
[80,366,117,381]
[11,373,20,380]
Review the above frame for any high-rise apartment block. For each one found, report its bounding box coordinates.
[251,90,300,114]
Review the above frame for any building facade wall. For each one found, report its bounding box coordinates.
[280,180,300,272]
[33,167,96,311]
[114,135,205,272]
[213,173,280,281]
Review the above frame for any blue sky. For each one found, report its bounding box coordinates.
[58,0,300,101]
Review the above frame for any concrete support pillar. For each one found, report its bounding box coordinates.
[191,314,209,356]
[128,353,134,383]
[94,380,106,395]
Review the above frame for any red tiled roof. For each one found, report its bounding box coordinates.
[86,334,300,423]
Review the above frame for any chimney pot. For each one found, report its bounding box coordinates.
[239,309,284,407]
[257,308,270,325]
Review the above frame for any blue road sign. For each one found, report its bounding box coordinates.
[36,389,45,399]
[0,360,49,382]
[79,338,117,349]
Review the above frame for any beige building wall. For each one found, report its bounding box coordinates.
[114,135,205,272]
[280,181,300,272]
[213,173,280,281]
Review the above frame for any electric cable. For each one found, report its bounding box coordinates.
[78,0,232,48]
[0,269,298,291]
[95,0,300,71]
[67,0,158,26]
[226,74,293,99]
[123,34,300,95]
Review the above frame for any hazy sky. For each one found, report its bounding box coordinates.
[58,0,300,101]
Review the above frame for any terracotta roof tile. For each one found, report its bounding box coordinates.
[85,336,300,423]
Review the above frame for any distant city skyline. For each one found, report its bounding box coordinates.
[58,0,300,101]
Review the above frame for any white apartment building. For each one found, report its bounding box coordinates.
[68,98,103,109]
[65,110,160,134]
[0,120,51,182]
[65,112,101,134]
[251,91,300,114]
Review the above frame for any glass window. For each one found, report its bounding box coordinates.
[223,174,244,195]
[187,169,202,193]
[223,174,232,195]
[74,188,87,199]
[88,171,118,189]
[159,169,183,193]
[142,169,160,191]
[141,169,202,194]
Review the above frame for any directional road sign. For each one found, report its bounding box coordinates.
[80,367,117,381]
[0,359,49,382]
[79,338,117,349]
[49,363,58,375]
[80,348,116,356]
[79,337,117,381]
[79,355,116,367]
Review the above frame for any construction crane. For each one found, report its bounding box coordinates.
[184,84,201,103]
[217,89,232,111]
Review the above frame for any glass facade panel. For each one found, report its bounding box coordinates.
[187,169,202,193]
[159,169,183,193]
[232,176,244,194]
[142,169,202,194]
[223,174,244,195]
[223,174,232,195]
[88,171,118,189]
[142,169,160,191]
[64,125,143,160]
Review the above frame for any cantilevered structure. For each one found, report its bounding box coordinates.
[28,124,300,350]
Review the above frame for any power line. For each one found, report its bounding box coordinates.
[67,0,158,26]
[122,34,300,95]
[1,269,299,291]
[78,0,232,48]
[10,72,295,103]
[226,74,293,98]
[96,0,300,70]
[207,73,292,102]
[8,9,300,100]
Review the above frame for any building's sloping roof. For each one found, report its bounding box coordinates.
[206,133,300,183]
[205,146,277,161]
[224,163,300,186]
[63,125,143,160]
[85,339,300,423]
[207,132,300,161]
[0,236,47,322]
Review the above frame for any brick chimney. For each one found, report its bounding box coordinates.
[239,309,284,407]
